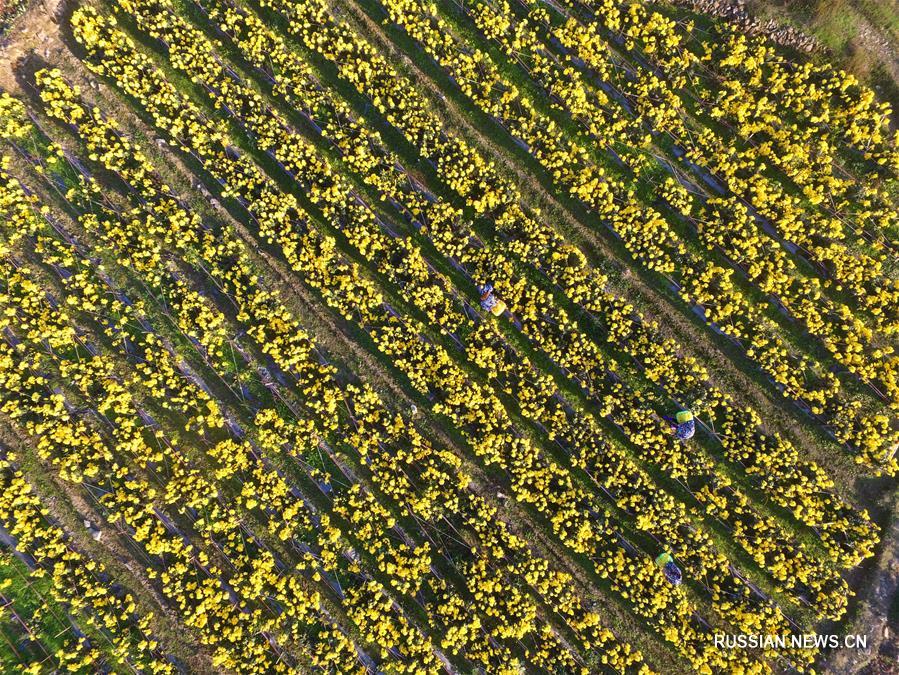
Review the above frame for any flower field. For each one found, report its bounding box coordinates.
[0,0,895,671]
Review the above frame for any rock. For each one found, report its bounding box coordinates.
[84,520,102,541]
[194,182,211,198]
[155,137,167,147]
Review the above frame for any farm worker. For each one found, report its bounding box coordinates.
[478,283,506,317]
[655,551,683,586]
[662,410,695,440]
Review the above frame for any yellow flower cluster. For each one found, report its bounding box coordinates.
[67,6,748,669]
[563,0,898,355]
[103,2,800,668]
[197,0,875,650]
[259,0,880,569]
[0,462,174,673]
[6,0,886,666]
[28,58,652,673]
[0,141,436,672]
[380,0,899,473]
[0,258,298,671]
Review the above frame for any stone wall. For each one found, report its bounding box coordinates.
[669,0,821,53]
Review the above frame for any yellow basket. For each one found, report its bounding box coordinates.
[675,410,693,424]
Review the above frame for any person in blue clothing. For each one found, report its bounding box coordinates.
[662,410,695,440]
[655,551,682,585]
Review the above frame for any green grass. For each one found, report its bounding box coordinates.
[812,0,862,52]
[0,552,75,671]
